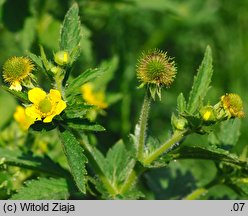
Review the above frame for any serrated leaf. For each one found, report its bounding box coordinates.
[11,178,69,200]
[66,68,104,98]
[170,143,247,167]
[187,46,213,114]
[64,104,93,119]
[177,92,186,113]
[65,119,105,131]
[0,147,68,176]
[59,128,87,194]
[106,140,135,186]
[1,85,29,103]
[59,3,81,61]
[27,52,44,69]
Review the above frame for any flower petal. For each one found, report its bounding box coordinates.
[49,89,62,102]
[28,88,46,104]
[55,100,67,115]
[43,114,56,123]
[25,105,42,121]
[10,81,22,91]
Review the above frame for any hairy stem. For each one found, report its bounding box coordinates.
[184,188,207,200]
[143,130,187,165]
[137,90,151,161]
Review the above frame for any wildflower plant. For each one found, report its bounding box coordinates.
[0,3,247,200]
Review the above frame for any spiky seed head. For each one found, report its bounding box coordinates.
[2,56,34,91]
[221,93,244,118]
[3,57,34,82]
[136,49,177,88]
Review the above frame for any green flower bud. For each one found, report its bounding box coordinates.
[171,113,188,131]
[54,51,70,66]
[200,106,216,122]
[51,66,62,74]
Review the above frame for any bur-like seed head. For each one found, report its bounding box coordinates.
[221,93,244,118]
[136,49,177,88]
[2,56,34,91]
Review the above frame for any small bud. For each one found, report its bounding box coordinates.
[136,49,177,100]
[171,113,188,131]
[200,106,216,122]
[221,93,244,118]
[54,51,70,66]
[51,66,62,74]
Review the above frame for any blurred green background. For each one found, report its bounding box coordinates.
[0,0,247,199]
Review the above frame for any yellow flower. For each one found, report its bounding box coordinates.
[2,56,34,91]
[25,88,67,123]
[14,106,35,130]
[221,93,244,118]
[81,83,108,109]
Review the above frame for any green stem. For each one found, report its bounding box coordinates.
[119,169,137,194]
[137,90,151,161]
[184,188,207,200]
[119,161,146,194]
[143,130,187,165]
[54,70,65,98]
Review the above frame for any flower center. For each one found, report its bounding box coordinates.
[39,98,52,113]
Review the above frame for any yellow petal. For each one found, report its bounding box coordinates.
[14,106,25,122]
[28,88,46,105]
[49,89,62,102]
[55,100,67,115]
[43,114,56,123]
[25,105,42,121]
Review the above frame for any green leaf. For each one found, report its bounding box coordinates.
[27,52,44,69]
[106,140,135,186]
[170,143,247,167]
[1,85,29,103]
[64,104,93,119]
[66,68,104,98]
[219,119,241,147]
[59,128,87,194]
[65,118,105,131]
[177,92,187,113]
[40,45,52,71]
[231,178,248,196]
[187,46,213,114]
[11,178,70,200]
[59,3,81,61]
[0,147,68,176]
